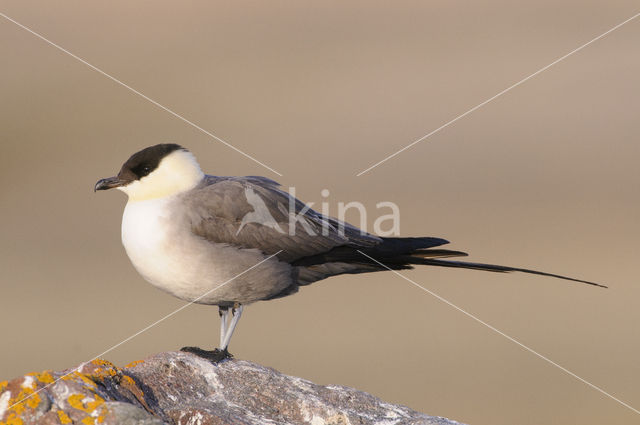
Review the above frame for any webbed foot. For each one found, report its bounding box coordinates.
[180,346,233,363]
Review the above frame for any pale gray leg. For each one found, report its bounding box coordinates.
[219,307,230,348]
[220,305,243,351]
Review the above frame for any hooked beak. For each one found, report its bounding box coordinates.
[94,176,125,192]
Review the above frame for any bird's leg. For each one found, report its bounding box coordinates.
[220,304,243,351]
[219,306,230,348]
[179,305,235,363]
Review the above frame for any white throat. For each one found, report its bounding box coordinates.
[119,149,204,202]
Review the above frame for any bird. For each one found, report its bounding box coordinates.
[95,143,605,361]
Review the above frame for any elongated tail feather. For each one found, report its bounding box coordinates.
[406,257,607,288]
[293,236,606,289]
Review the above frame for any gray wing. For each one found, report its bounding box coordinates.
[183,175,382,262]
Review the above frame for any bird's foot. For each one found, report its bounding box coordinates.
[180,346,233,363]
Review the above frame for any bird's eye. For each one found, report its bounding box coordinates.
[135,165,152,177]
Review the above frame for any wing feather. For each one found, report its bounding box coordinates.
[182,175,381,262]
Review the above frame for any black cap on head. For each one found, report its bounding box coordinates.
[95,143,187,191]
[118,143,186,182]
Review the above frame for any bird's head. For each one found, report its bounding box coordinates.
[95,144,204,201]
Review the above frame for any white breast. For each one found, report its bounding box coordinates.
[121,197,219,302]
[121,198,178,291]
[121,197,293,305]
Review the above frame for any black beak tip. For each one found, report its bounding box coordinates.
[95,177,121,192]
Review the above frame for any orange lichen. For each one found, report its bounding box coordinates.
[67,392,108,425]
[90,359,113,368]
[117,374,150,412]
[120,375,136,387]
[61,372,97,388]
[125,360,144,368]
[88,361,118,380]
[5,378,41,417]
[67,393,105,413]
[62,359,119,386]
[1,361,125,425]
[2,413,24,425]
[2,363,121,425]
[57,410,72,424]
[61,371,80,382]
[24,393,40,410]
[30,371,54,385]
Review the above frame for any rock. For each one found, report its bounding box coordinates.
[0,352,465,425]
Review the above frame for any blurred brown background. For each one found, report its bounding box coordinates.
[1,2,639,424]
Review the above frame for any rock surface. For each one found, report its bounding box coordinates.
[0,352,465,425]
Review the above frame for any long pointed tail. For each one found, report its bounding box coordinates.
[406,257,607,288]
[293,236,606,288]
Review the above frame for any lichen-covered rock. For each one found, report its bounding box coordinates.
[0,352,465,425]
